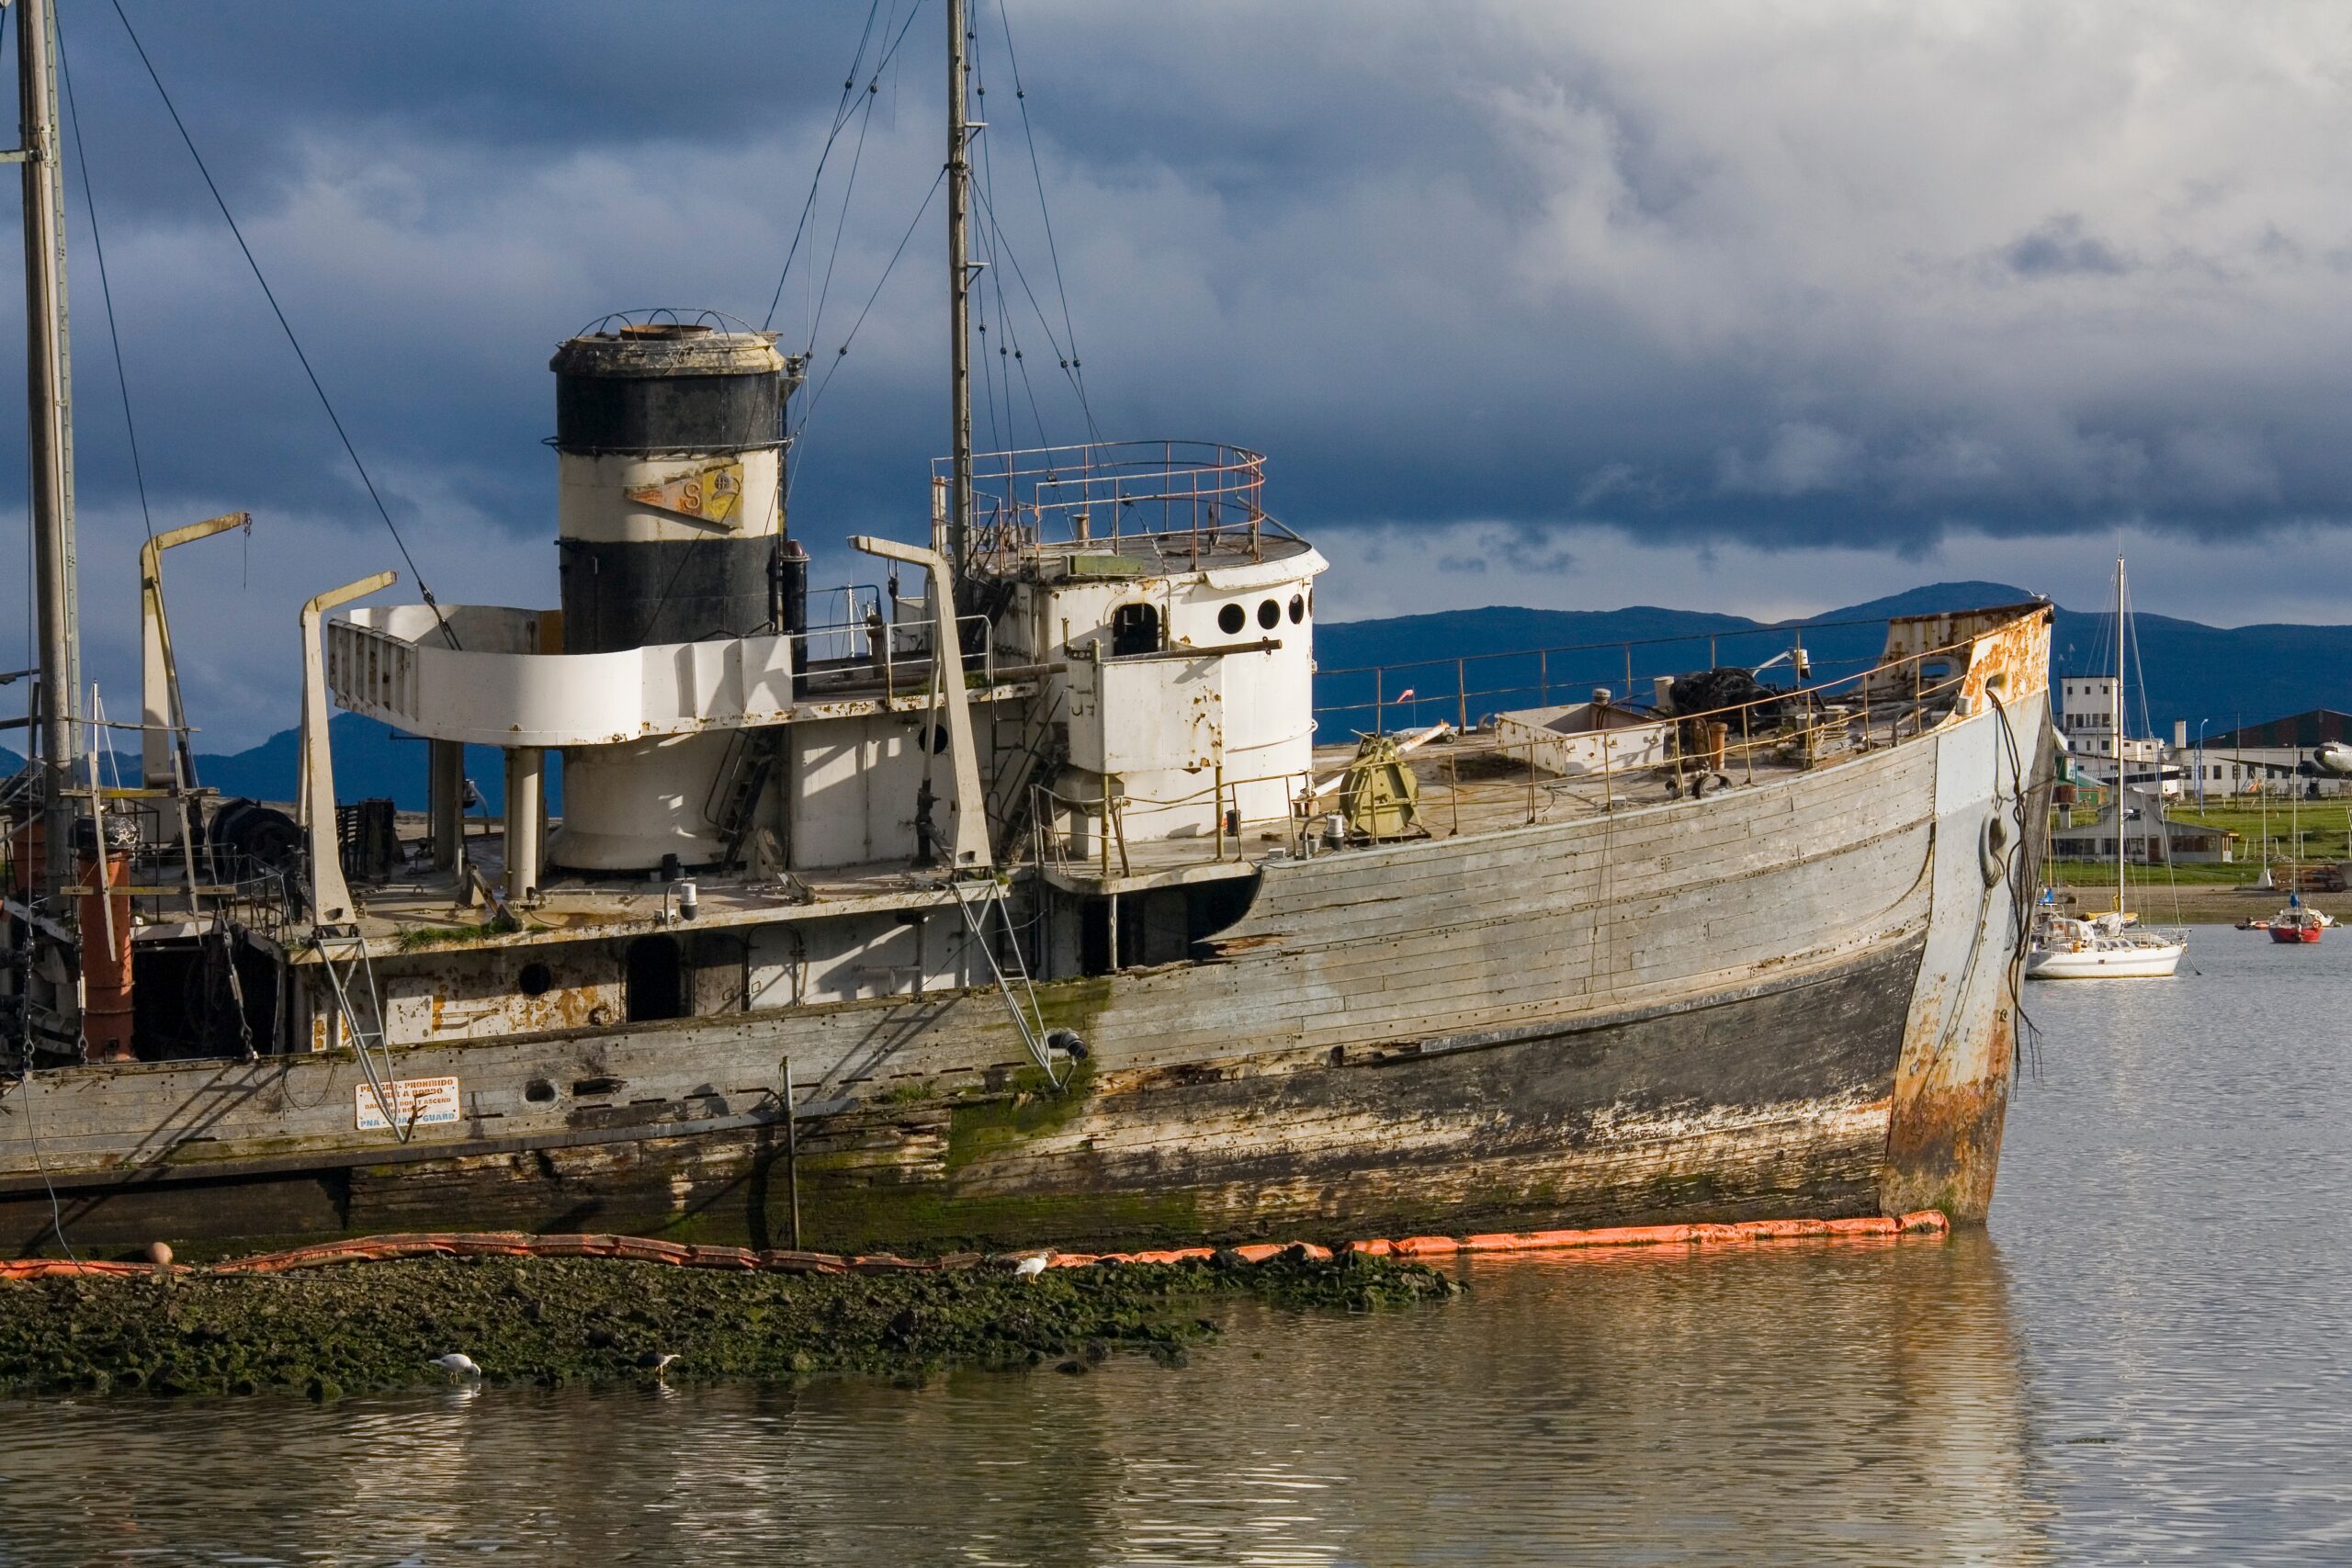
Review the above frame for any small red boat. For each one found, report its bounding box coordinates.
[2270,909,2325,943]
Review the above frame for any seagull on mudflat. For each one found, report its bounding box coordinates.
[1012,1253,1050,1280]
[431,1352,481,1380]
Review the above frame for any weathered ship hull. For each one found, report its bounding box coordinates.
[0,653,2052,1258]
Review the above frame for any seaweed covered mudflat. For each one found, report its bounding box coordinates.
[0,1252,1459,1401]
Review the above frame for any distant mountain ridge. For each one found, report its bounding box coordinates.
[1316,581,2348,745]
[8,581,2341,808]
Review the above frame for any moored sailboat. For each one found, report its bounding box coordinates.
[2028,554,2184,980]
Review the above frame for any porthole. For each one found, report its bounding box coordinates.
[1257,599,1281,630]
[1218,603,1246,635]
[1288,593,1305,624]
[517,962,554,998]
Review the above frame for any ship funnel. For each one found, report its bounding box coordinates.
[550,321,799,654]
[547,317,807,873]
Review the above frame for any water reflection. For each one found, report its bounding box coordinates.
[2002,938,2352,1565]
[0,1235,2039,1565]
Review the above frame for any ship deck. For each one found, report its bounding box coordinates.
[272,842,993,964]
[114,598,2024,963]
[1035,700,1935,894]
[239,686,1960,956]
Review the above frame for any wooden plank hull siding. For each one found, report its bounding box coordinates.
[0,683,2054,1257]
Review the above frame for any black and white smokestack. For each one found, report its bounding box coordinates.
[549,322,802,655]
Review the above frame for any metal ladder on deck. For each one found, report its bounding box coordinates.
[947,878,1067,1089]
[985,706,1066,865]
[311,931,413,1143]
[707,727,787,871]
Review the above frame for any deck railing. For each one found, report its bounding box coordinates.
[1030,622,2008,883]
[947,439,1302,569]
[1310,610,1925,740]
[797,611,1000,695]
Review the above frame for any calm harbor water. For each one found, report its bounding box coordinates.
[3,936,2347,1565]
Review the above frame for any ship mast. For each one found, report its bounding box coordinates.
[18,0,78,901]
[2115,554,2126,916]
[945,0,973,585]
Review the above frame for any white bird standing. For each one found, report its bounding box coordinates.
[640,1351,681,1380]
[431,1352,482,1380]
[1012,1253,1050,1280]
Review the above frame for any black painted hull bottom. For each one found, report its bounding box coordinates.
[2,941,1924,1258]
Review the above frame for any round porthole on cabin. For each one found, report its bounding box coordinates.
[1218,603,1246,635]
[1289,592,1305,624]
[1258,599,1281,629]
[517,962,555,998]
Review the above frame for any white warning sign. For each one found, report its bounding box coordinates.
[356,1075,462,1133]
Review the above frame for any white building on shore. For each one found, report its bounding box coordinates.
[2056,682,2351,804]
[2056,675,2178,795]
[2168,710,2352,804]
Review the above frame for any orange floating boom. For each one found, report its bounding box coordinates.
[0,1213,1950,1283]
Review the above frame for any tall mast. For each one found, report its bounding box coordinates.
[945,0,972,585]
[2115,554,2126,915]
[19,0,78,900]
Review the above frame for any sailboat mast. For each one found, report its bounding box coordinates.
[945,0,973,587]
[18,0,78,901]
[2116,554,2126,914]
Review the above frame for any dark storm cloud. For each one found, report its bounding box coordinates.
[4,0,2349,744]
[2005,215,2131,278]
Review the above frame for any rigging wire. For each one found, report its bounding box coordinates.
[967,25,1053,458]
[967,45,1052,457]
[762,0,933,336]
[802,63,884,367]
[969,181,1091,429]
[7,12,28,695]
[656,4,936,637]
[968,29,1004,455]
[53,17,151,542]
[2121,563,2188,926]
[991,0,1096,441]
[647,162,950,638]
[101,0,457,648]
[964,24,1030,456]
[788,164,948,468]
[762,0,888,332]
[974,156,1049,454]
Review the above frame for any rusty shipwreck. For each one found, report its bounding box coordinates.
[0,1,2054,1254]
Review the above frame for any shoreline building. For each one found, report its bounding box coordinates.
[2049,784,2237,864]
[2175,710,2352,803]
[2059,677,2352,805]
[2056,674,2179,795]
